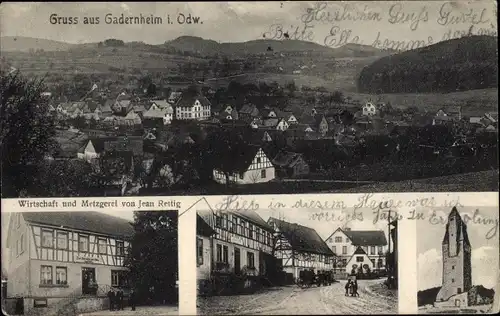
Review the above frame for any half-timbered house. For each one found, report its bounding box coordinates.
[5,212,133,312]
[197,215,216,295]
[267,217,335,280]
[212,145,276,185]
[197,209,274,279]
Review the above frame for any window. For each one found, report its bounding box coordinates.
[197,238,204,266]
[378,246,383,254]
[250,224,254,239]
[98,238,107,254]
[223,245,228,263]
[57,232,68,250]
[452,265,455,270]
[342,246,347,254]
[370,246,375,255]
[342,259,347,266]
[116,241,125,256]
[55,267,67,285]
[222,214,228,229]
[111,270,127,287]
[335,236,342,243]
[40,265,53,285]
[332,246,336,254]
[216,244,222,262]
[41,230,54,248]
[452,278,455,283]
[256,157,261,164]
[371,259,375,265]
[261,169,266,178]
[356,256,364,262]
[458,288,462,294]
[215,215,222,228]
[247,252,255,268]
[78,235,89,252]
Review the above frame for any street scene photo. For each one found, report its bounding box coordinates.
[1,2,498,199]
[1,210,179,316]
[417,205,499,314]
[196,207,398,314]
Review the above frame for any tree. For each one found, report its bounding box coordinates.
[35,159,95,196]
[1,71,57,197]
[125,211,178,304]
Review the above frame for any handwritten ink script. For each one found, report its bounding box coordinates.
[214,194,498,240]
[262,1,497,51]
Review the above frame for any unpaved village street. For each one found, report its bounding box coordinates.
[197,279,397,315]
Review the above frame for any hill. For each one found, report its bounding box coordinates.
[0,36,75,52]
[357,35,498,94]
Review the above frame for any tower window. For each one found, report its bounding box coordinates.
[452,265,455,270]
[452,278,455,282]
[458,288,462,294]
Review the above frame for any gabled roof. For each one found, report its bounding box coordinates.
[229,210,273,232]
[175,92,211,108]
[22,211,134,238]
[327,227,387,246]
[343,230,387,246]
[272,151,307,168]
[213,143,262,173]
[269,217,334,256]
[197,214,216,237]
[80,136,143,155]
[239,103,259,115]
[151,99,171,109]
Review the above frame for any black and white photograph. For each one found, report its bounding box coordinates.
[1,1,498,198]
[417,206,499,314]
[196,206,398,315]
[1,210,179,316]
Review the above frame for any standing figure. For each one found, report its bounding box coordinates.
[118,289,124,310]
[107,289,115,311]
[345,280,351,296]
[129,289,136,311]
[353,280,360,297]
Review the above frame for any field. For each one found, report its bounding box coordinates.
[330,169,499,193]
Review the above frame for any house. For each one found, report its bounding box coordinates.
[149,99,171,111]
[174,92,211,121]
[433,116,454,126]
[77,136,144,162]
[238,104,260,120]
[212,145,275,185]
[276,110,298,125]
[196,214,216,295]
[196,208,274,284]
[112,99,132,115]
[325,228,387,274]
[5,212,133,314]
[362,102,377,116]
[143,106,174,126]
[262,118,289,131]
[436,106,462,121]
[271,151,310,178]
[267,217,335,280]
[261,108,278,119]
[300,114,328,135]
[121,109,142,126]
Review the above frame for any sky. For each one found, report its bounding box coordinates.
[255,207,391,242]
[416,206,499,291]
[0,1,497,47]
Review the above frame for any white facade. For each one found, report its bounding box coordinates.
[175,99,211,121]
[77,140,99,162]
[213,148,275,184]
[325,229,386,272]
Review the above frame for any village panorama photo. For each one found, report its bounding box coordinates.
[196,205,399,315]
[1,1,498,198]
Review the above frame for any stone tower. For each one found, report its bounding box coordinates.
[435,207,472,302]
